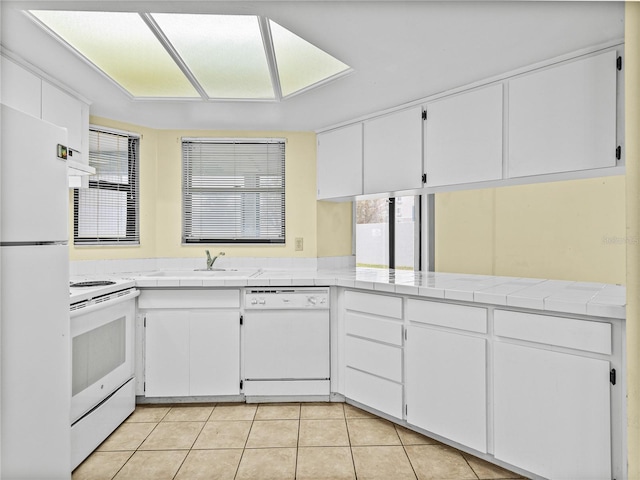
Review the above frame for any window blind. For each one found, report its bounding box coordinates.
[74,128,140,245]
[182,139,285,244]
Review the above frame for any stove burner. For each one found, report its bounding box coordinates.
[70,280,116,288]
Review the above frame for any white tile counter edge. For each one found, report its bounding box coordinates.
[102,268,626,320]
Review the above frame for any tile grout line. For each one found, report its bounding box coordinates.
[235,403,258,480]
[170,405,213,480]
[344,414,359,479]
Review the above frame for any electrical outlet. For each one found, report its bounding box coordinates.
[295,237,304,251]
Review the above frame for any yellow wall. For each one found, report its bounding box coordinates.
[435,176,626,284]
[317,201,353,257]
[625,2,640,477]
[69,117,353,260]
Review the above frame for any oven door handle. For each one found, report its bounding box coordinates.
[70,290,140,319]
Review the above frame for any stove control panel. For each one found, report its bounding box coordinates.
[244,288,330,310]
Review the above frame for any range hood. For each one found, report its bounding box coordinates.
[67,148,95,188]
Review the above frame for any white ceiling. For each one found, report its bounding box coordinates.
[0,1,625,132]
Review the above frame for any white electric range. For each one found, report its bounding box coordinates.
[69,277,139,470]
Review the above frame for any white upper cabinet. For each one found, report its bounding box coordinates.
[425,84,503,187]
[317,123,363,199]
[508,50,618,178]
[363,106,424,194]
[1,57,42,118]
[42,82,89,161]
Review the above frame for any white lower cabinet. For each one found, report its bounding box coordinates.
[493,342,611,480]
[493,309,613,480]
[405,299,487,453]
[140,289,241,398]
[145,310,240,397]
[406,326,487,453]
[343,290,404,418]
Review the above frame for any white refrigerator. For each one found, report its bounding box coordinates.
[0,105,71,478]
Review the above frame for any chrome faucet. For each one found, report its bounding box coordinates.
[205,250,225,270]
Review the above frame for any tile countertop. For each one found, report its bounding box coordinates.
[124,268,626,320]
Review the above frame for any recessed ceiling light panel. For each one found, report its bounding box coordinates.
[30,10,200,97]
[27,10,352,102]
[151,13,275,99]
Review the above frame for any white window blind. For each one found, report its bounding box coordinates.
[74,128,140,245]
[182,139,285,244]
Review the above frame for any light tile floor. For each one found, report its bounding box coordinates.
[73,402,527,480]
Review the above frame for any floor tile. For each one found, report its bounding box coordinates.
[209,404,257,421]
[254,403,301,420]
[347,418,402,446]
[235,447,296,480]
[96,422,157,451]
[463,453,523,479]
[113,450,187,480]
[138,421,204,450]
[174,449,242,480]
[125,405,170,423]
[351,446,417,479]
[301,402,345,419]
[163,405,214,422]
[72,451,133,480]
[344,403,377,419]
[395,425,440,445]
[245,419,299,448]
[299,419,350,447]
[296,446,355,480]
[192,421,252,449]
[406,444,477,480]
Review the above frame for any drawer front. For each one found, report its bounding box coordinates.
[406,299,487,333]
[138,289,240,309]
[345,367,403,419]
[345,290,402,319]
[346,336,402,382]
[345,312,403,346]
[494,310,611,354]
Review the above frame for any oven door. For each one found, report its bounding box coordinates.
[70,291,138,423]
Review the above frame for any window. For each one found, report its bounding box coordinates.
[356,195,422,270]
[74,127,140,245]
[182,138,285,244]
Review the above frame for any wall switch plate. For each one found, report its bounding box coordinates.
[295,237,304,251]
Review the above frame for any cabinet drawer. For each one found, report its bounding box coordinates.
[344,290,402,319]
[345,312,403,346]
[346,336,402,382]
[406,299,487,333]
[494,310,611,354]
[138,289,240,309]
[345,367,403,419]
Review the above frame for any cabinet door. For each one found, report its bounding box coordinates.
[406,326,487,453]
[317,124,363,199]
[189,311,240,396]
[1,57,41,118]
[425,84,503,187]
[363,106,423,194]
[42,82,86,155]
[144,311,190,397]
[508,50,618,178]
[494,342,611,479]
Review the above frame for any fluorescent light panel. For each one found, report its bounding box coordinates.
[28,10,351,100]
[30,10,200,97]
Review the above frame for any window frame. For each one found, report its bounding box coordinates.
[181,137,286,245]
[73,126,140,246]
[354,194,428,271]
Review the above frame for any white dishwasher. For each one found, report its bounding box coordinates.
[243,288,330,399]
